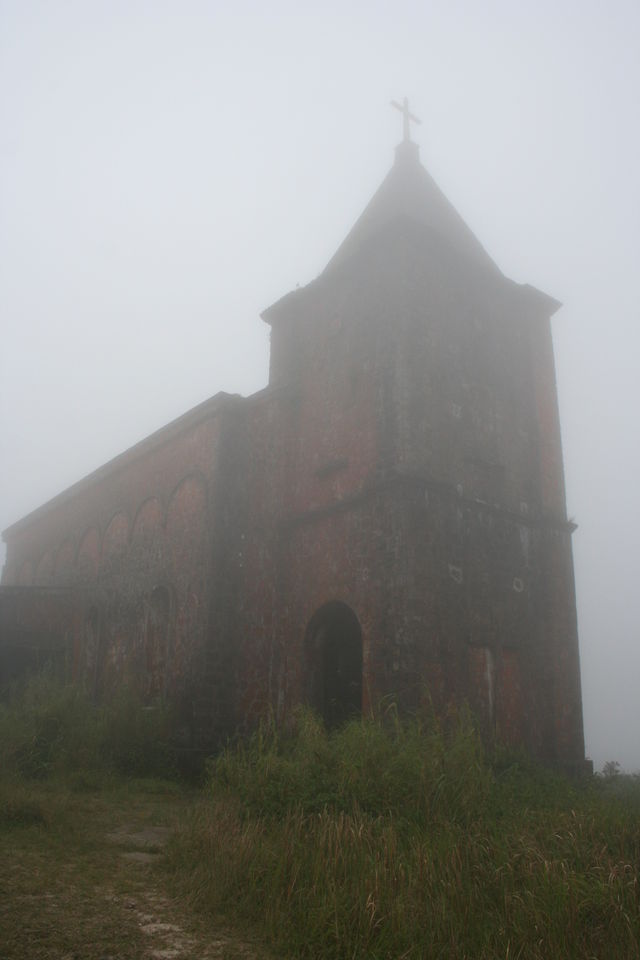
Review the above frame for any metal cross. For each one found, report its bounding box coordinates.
[390,97,421,142]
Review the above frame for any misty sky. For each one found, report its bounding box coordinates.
[1,1,638,771]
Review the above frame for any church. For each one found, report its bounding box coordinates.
[0,108,587,766]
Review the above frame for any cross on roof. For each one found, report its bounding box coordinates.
[390,97,421,142]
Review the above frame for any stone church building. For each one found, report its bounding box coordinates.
[1,125,587,766]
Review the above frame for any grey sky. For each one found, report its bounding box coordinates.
[1,0,638,771]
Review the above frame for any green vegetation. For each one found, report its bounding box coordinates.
[2,677,639,959]
[0,776,185,960]
[0,675,256,959]
[0,670,178,786]
[165,708,640,960]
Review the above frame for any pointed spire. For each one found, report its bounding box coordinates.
[324,119,497,274]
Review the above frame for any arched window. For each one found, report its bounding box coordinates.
[84,606,101,697]
[145,585,172,700]
[305,601,362,728]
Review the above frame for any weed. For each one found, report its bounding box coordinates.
[165,709,640,959]
[0,671,181,783]
[3,679,640,958]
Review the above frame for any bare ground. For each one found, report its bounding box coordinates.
[0,782,270,960]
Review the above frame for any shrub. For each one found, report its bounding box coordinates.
[165,712,640,960]
[0,671,179,782]
[210,704,491,824]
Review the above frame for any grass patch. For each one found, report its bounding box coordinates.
[211,705,491,824]
[3,677,639,958]
[0,675,262,959]
[164,708,640,960]
[0,671,181,783]
[0,778,184,960]
[0,780,52,828]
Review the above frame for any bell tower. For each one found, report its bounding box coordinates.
[259,115,586,765]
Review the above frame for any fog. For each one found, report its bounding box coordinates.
[1,1,638,771]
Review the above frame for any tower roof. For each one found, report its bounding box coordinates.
[263,131,561,326]
[323,139,499,276]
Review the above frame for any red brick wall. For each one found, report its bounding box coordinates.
[2,401,230,729]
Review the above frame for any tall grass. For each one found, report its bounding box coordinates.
[212,705,491,824]
[0,671,178,783]
[165,708,640,960]
[3,678,639,957]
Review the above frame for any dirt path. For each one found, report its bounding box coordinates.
[0,782,270,960]
[105,821,263,960]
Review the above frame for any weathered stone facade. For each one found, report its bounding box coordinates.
[1,137,587,765]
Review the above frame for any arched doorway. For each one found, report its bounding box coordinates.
[305,602,362,728]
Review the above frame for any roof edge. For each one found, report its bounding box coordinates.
[3,391,242,539]
[517,282,562,316]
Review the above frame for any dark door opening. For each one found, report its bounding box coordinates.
[305,602,362,728]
